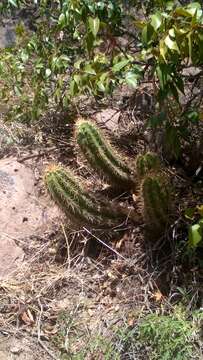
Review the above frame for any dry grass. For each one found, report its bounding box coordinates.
[1,221,200,359]
[0,222,157,359]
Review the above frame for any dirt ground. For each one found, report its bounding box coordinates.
[0,334,51,360]
[0,157,61,280]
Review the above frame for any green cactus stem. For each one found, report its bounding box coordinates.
[75,119,134,188]
[136,152,160,178]
[44,164,124,227]
[142,174,170,235]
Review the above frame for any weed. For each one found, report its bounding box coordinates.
[138,306,203,360]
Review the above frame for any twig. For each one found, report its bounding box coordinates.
[37,298,58,360]
[38,338,58,360]
[0,327,49,341]
[17,146,65,163]
[83,227,128,261]
[61,224,71,269]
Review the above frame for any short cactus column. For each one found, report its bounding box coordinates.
[75,119,134,189]
[44,164,124,227]
[136,152,160,178]
[142,174,170,236]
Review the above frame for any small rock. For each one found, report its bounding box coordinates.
[10,345,22,355]
[95,109,120,131]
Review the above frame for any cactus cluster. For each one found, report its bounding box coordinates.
[136,152,160,178]
[44,164,124,227]
[142,175,170,234]
[75,119,134,189]
[44,118,171,236]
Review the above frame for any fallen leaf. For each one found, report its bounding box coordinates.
[107,271,116,279]
[115,238,125,250]
[115,234,128,250]
[128,318,134,326]
[87,309,94,317]
[153,290,164,302]
[21,310,34,325]
[44,326,58,335]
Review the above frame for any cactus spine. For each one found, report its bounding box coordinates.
[44,165,123,227]
[136,152,160,178]
[75,119,134,188]
[142,175,170,235]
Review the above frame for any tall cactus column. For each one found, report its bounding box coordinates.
[75,119,134,189]
[44,164,124,227]
[142,174,170,237]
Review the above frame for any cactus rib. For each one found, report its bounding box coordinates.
[75,119,134,188]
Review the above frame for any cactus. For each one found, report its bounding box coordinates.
[142,174,170,236]
[136,152,160,178]
[75,119,134,188]
[44,164,124,227]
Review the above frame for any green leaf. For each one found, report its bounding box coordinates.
[148,112,166,128]
[14,85,21,96]
[151,13,162,31]
[74,59,83,70]
[86,32,94,53]
[8,0,18,7]
[97,72,110,93]
[58,13,66,27]
[20,50,29,63]
[125,72,138,88]
[174,8,192,17]
[70,80,79,96]
[188,223,202,249]
[174,77,184,94]
[112,59,130,73]
[166,1,174,11]
[88,17,100,38]
[185,110,199,123]
[159,39,168,61]
[45,68,51,78]
[199,219,203,229]
[156,65,169,89]
[187,2,201,12]
[73,74,81,85]
[97,81,106,92]
[134,20,146,30]
[168,28,175,39]
[165,35,179,52]
[184,207,196,220]
[84,64,96,75]
[142,24,154,45]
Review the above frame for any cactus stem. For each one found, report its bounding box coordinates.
[75,119,134,188]
[44,164,124,227]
